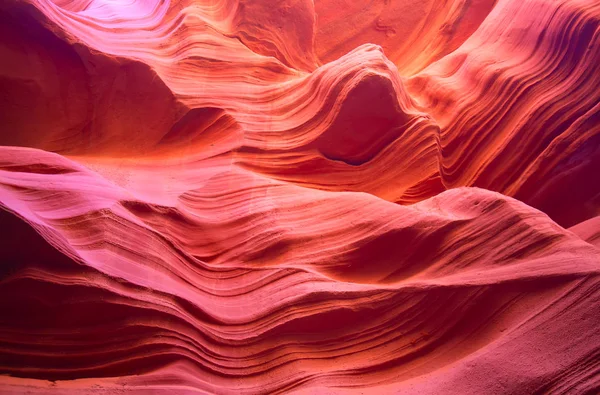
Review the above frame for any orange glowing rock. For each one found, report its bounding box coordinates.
[1,0,599,393]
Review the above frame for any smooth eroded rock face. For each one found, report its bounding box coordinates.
[1,0,599,393]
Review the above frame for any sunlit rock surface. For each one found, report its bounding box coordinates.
[1,0,599,393]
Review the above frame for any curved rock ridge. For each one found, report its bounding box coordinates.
[407,0,600,227]
[1,146,599,394]
[4,0,598,226]
[1,0,600,393]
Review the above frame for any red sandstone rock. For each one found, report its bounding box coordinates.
[0,0,599,393]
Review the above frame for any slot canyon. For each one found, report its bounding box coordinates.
[1,0,599,393]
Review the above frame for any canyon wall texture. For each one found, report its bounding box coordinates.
[1,0,599,393]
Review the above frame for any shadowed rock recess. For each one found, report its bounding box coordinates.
[1,0,599,393]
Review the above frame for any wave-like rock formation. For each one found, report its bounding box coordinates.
[1,0,599,393]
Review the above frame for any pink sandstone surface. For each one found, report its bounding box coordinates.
[1,0,599,393]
